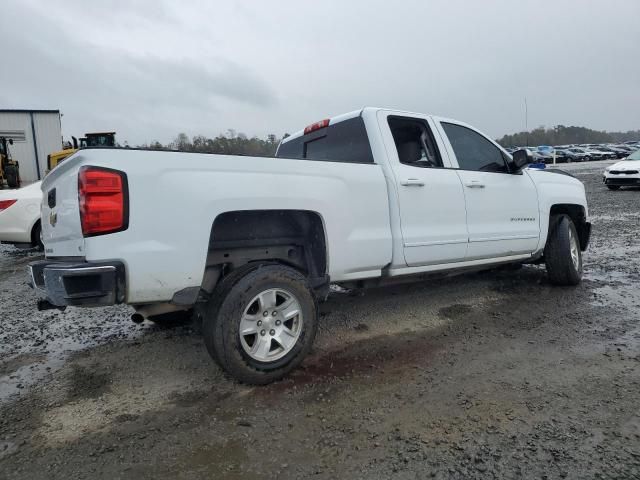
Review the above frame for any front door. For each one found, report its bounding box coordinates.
[378,112,469,266]
[436,120,540,260]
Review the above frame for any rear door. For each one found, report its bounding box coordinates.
[435,120,540,260]
[378,111,468,266]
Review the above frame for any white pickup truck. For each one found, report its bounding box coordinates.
[30,107,591,384]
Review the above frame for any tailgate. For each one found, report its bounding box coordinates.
[40,154,85,257]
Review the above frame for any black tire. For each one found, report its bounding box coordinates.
[202,263,269,369]
[544,214,583,286]
[32,222,43,250]
[5,165,18,189]
[607,185,620,191]
[203,263,318,385]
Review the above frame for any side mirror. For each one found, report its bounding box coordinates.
[8,139,13,145]
[512,149,531,171]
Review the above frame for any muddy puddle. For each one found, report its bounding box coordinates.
[0,244,146,403]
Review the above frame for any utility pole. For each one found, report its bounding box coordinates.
[524,97,529,147]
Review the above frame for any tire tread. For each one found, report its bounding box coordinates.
[544,214,582,286]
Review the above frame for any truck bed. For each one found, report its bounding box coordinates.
[40,148,393,303]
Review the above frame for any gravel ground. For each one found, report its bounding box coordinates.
[1,160,640,479]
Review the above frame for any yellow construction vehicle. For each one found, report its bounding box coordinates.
[47,138,77,171]
[47,132,116,171]
[0,136,21,189]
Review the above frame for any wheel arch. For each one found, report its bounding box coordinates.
[549,204,590,251]
[202,209,329,294]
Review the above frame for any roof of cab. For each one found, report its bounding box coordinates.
[280,107,452,145]
[281,109,365,144]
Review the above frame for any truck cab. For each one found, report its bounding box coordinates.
[278,108,589,274]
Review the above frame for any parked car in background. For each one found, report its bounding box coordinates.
[614,145,636,154]
[536,150,555,164]
[600,146,632,158]
[603,148,640,190]
[568,147,592,161]
[0,181,43,249]
[589,147,616,160]
[580,147,613,160]
[553,149,582,163]
[613,145,633,156]
[522,147,547,164]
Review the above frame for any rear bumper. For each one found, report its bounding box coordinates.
[29,260,125,307]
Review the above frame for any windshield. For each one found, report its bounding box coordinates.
[627,149,640,160]
[85,134,115,147]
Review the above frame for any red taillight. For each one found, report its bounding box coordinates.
[0,199,17,211]
[78,166,128,237]
[303,118,330,135]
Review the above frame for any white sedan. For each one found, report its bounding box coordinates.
[603,149,640,190]
[0,181,43,248]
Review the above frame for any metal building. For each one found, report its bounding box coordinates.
[0,109,62,184]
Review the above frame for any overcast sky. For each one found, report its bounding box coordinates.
[2,0,639,145]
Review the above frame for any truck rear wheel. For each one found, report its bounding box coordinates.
[203,264,318,385]
[544,214,583,285]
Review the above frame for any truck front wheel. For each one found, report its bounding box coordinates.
[203,264,318,385]
[544,214,583,285]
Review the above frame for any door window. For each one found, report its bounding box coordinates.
[442,122,509,173]
[388,117,443,168]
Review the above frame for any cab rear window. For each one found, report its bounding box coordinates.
[276,117,374,164]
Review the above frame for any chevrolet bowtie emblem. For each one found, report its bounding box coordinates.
[49,211,57,227]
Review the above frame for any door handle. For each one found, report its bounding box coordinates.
[400,178,425,187]
[465,181,485,189]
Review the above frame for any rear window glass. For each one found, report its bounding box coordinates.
[276,117,374,163]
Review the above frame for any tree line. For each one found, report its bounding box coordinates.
[498,125,640,147]
[138,130,284,157]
